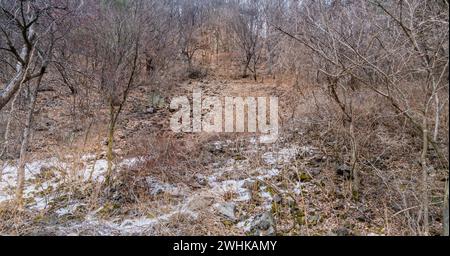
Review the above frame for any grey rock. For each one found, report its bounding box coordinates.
[336,164,353,179]
[194,174,208,186]
[249,212,276,236]
[150,92,166,109]
[215,202,237,221]
[205,142,225,154]
[145,107,156,114]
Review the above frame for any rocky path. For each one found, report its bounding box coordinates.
[0,79,380,236]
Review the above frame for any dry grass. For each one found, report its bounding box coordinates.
[0,62,447,235]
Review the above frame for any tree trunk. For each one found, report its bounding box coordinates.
[252,57,258,81]
[350,120,359,200]
[444,179,449,236]
[15,71,43,208]
[242,53,251,78]
[1,44,36,159]
[1,90,21,160]
[0,71,27,111]
[105,104,116,186]
[420,113,430,236]
[433,93,440,141]
[0,26,35,111]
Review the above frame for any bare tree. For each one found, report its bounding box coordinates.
[445,179,449,236]
[7,0,75,206]
[0,0,58,111]
[229,0,264,80]
[275,0,449,235]
[175,0,208,68]
[91,0,143,186]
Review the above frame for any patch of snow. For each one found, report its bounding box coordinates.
[209,178,251,202]
[119,157,144,168]
[60,208,199,235]
[237,215,255,233]
[255,168,280,179]
[297,146,318,157]
[0,156,143,207]
[1,158,66,205]
[56,203,86,216]
[262,147,299,165]
[80,154,97,162]
[146,177,184,197]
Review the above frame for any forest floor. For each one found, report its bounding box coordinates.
[0,75,413,235]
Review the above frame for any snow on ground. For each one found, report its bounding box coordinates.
[0,155,199,235]
[262,147,299,165]
[206,140,317,226]
[0,156,143,208]
[0,137,316,235]
[0,158,66,206]
[146,177,185,197]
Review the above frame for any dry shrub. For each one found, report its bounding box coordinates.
[186,66,208,80]
[0,202,36,235]
[112,133,205,204]
[294,83,448,235]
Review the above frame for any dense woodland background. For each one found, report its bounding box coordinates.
[0,0,448,236]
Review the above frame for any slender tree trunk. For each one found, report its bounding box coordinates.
[350,119,359,200]
[15,72,43,208]
[242,54,251,78]
[0,25,35,111]
[252,57,258,81]
[1,37,36,159]
[0,70,27,111]
[444,179,449,236]
[433,93,440,142]
[1,91,21,160]
[0,94,20,159]
[266,39,273,77]
[105,104,116,186]
[215,30,220,66]
[420,112,430,236]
